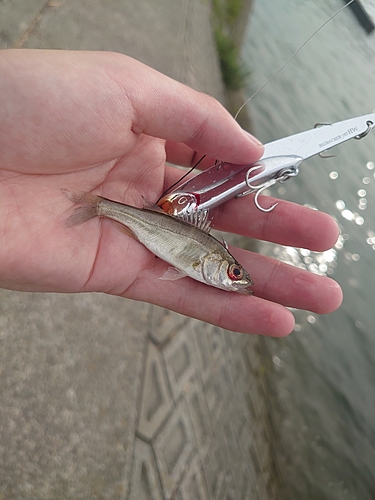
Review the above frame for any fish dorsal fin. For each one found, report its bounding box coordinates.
[175,209,212,233]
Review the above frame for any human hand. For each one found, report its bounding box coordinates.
[0,49,342,335]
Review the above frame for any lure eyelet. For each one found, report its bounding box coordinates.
[228,264,244,281]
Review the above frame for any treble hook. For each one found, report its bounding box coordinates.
[355,121,373,140]
[254,186,278,212]
[239,165,278,213]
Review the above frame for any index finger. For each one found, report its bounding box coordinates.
[213,195,340,252]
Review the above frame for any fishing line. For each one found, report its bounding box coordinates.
[157,154,206,202]
[235,0,356,120]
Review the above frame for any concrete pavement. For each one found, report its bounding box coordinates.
[0,1,277,498]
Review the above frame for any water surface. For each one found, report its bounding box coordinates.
[243,1,375,498]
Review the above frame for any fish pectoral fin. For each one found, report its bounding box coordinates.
[159,266,187,281]
[115,222,139,241]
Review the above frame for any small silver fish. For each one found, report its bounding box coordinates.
[62,189,254,294]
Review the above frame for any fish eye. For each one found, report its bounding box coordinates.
[228,264,244,281]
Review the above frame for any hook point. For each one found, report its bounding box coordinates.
[254,190,278,213]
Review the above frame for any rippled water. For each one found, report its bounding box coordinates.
[243,1,375,498]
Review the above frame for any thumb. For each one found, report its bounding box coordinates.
[121,55,264,164]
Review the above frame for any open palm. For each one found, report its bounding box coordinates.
[0,49,342,335]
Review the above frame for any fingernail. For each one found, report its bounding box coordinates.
[244,130,263,147]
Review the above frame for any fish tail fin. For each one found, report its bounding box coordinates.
[61,188,101,227]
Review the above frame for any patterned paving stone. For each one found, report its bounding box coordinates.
[178,455,210,500]
[218,360,234,403]
[173,490,184,500]
[153,400,195,498]
[220,417,240,466]
[184,380,212,458]
[204,372,225,428]
[191,326,214,386]
[243,386,259,422]
[137,342,173,441]
[163,331,196,401]
[253,427,270,475]
[238,419,255,466]
[234,462,256,500]
[203,442,226,500]
[148,306,188,346]
[128,438,164,500]
[206,325,226,365]
[220,474,236,500]
[230,348,248,389]
[244,336,265,377]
